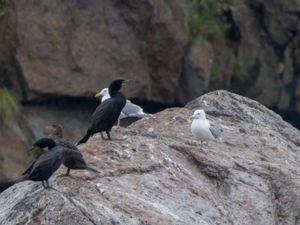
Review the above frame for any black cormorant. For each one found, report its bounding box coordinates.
[47,124,99,176]
[96,88,151,126]
[0,138,64,192]
[77,79,127,144]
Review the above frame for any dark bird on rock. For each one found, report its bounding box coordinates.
[46,124,99,176]
[96,88,152,126]
[77,79,127,144]
[0,138,64,192]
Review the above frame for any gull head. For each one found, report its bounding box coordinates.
[100,88,109,98]
[190,109,206,120]
[95,88,110,101]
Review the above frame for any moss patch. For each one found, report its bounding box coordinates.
[0,88,20,126]
[188,0,231,42]
[0,0,10,18]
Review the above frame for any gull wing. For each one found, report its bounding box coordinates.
[209,121,221,138]
[122,100,146,118]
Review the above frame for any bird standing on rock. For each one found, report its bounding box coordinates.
[47,124,99,176]
[78,79,127,144]
[0,138,64,192]
[189,109,220,144]
[96,88,150,126]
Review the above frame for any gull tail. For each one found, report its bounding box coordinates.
[0,174,29,193]
[77,133,90,145]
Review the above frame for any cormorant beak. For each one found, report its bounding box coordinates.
[123,79,133,85]
[188,115,196,120]
[45,125,56,134]
[27,147,35,152]
[95,92,102,98]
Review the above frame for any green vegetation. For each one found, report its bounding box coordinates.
[231,59,247,80]
[0,0,10,18]
[0,88,20,126]
[209,64,221,85]
[188,0,231,42]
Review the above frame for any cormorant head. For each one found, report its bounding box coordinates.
[46,124,63,138]
[33,138,57,150]
[108,79,125,96]
[189,109,206,120]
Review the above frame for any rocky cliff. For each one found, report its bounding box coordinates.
[1,0,300,110]
[0,90,300,225]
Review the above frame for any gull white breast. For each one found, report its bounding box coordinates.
[190,109,219,142]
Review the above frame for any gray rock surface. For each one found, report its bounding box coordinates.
[1,90,300,225]
[9,0,188,102]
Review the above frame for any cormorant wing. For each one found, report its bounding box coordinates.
[48,134,78,151]
[22,160,37,175]
[58,139,79,151]
[89,98,124,131]
[29,147,64,180]
[63,148,87,169]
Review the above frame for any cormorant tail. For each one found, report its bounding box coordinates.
[0,174,29,193]
[86,166,100,174]
[77,133,90,145]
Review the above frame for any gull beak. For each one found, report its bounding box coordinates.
[95,92,102,98]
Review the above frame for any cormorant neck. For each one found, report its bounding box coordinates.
[109,89,118,97]
[55,132,63,138]
[47,143,57,149]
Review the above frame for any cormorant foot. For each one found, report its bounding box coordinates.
[57,173,71,178]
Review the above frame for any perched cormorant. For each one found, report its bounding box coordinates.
[77,79,127,144]
[96,88,150,126]
[189,109,220,143]
[47,124,99,176]
[0,138,64,192]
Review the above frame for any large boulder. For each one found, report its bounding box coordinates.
[6,0,188,103]
[0,90,300,225]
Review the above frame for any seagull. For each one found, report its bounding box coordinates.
[189,109,220,144]
[96,88,150,126]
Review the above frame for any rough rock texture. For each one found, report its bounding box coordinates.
[3,0,300,176]
[0,0,300,110]
[1,90,300,225]
[0,121,32,180]
[0,101,95,180]
[5,0,188,102]
[177,0,300,123]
